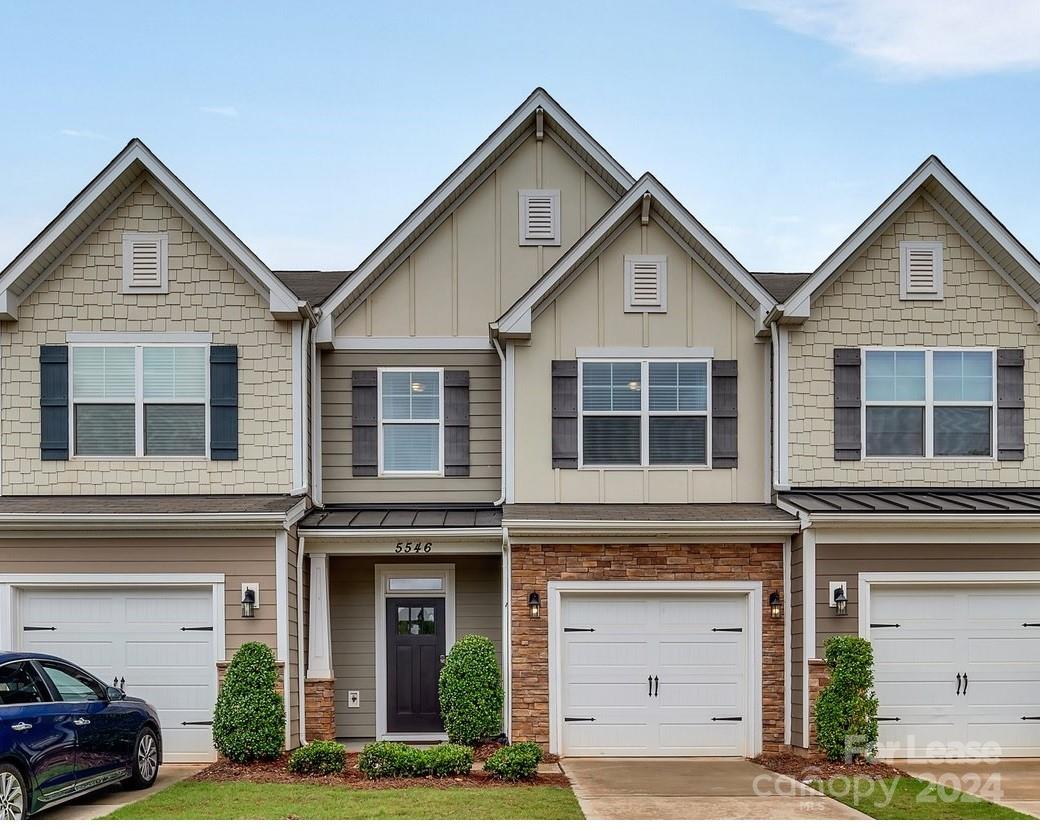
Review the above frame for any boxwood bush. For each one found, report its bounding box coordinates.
[425,743,474,777]
[287,740,346,775]
[484,742,542,780]
[438,635,503,745]
[212,642,286,762]
[358,741,428,778]
[815,636,880,761]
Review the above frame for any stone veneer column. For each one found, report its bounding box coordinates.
[807,658,831,748]
[305,679,337,741]
[305,552,336,741]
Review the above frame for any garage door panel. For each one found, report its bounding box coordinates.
[657,639,741,668]
[658,722,742,754]
[873,635,957,664]
[965,590,1037,622]
[967,635,1040,663]
[963,679,1040,706]
[23,593,116,624]
[567,681,652,708]
[125,640,211,667]
[124,594,211,624]
[563,721,653,754]
[566,640,651,669]
[656,597,743,629]
[660,679,742,708]
[872,589,956,622]
[875,678,957,707]
[563,598,650,630]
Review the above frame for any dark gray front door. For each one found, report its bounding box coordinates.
[386,597,446,733]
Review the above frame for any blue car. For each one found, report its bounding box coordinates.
[0,652,162,819]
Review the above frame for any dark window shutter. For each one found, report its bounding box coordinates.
[997,348,1024,461]
[444,370,470,477]
[40,345,69,460]
[711,360,738,468]
[352,370,378,477]
[834,348,862,461]
[210,345,238,460]
[551,360,578,469]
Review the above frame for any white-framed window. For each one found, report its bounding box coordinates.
[863,347,995,458]
[624,255,667,312]
[70,344,208,458]
[518,189,561,246]
[899,240,943,300]
[122,232,169,294]
[378,368,444,476]
[578,359,710,468]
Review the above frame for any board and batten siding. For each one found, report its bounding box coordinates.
[814,542,1040,654]
[512,216,769,503]
[321,351,501,504]
[0,536,278,655]
[329,555,502,739]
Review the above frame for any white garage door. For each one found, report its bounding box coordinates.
[559,593,748,757]
[19,586,217,762]
[870,583,1040,758]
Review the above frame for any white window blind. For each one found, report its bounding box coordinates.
[379,370,442,475]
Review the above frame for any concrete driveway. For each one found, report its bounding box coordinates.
[895,759,1040,819]
[561,757,868,820]
[39,764,203,820]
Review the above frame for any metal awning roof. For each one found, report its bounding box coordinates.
[301,504,502,530]
[780,488,1040,515]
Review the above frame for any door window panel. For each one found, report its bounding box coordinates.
[40,662,105,702]
[0,661,49,705]
[396,606,436,636]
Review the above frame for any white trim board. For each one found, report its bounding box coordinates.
[373,563,456,741]
[333,337,492,351]
[545,579,764,758]
[66,331,213,344]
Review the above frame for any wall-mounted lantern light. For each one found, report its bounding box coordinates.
[241,587,257,619]
[769,591,782,620]
[528,592,541,618]
[833,585,848,617]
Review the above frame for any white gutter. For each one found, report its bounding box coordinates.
[296,534,308,746]
[299,527,504,540]
[504,520,800,536]
[0,511,294,529]
[780,510,1040,529]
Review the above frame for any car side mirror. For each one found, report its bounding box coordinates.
[106,686,126,701]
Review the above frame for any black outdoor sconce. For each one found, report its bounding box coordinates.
[528,591,541,618]
[241,587,257,619]
[833,585,848,617]
[769,591,782,620]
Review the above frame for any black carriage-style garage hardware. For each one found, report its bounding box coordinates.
[23,626,56,631]
[711,716,743,722]
[181,720,214,726]
[563,627,595,632]
[712,627,742,632]
[1022,717,1040,721]
[564,717,596,722]
[180,625,214,631]
[874,717,901,722]
[870,623,901,629]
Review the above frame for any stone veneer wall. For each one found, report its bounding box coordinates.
[0,179,293,494]
[304,679,337,742]
[787,195,1040,486]
[806,658,830,748]
[510,542,786,752]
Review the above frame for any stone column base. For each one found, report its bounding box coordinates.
[305,678,336,741]
[807,658,831,748]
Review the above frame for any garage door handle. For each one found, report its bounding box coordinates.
[956,673,962,695]
[962,673,968,695]
[648,675,653,697]
[654,675,659,697]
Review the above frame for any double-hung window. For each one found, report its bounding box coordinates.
[379,369,443,475]
[864,348,995,458]
[71,344,208,457]
[579,359,710,467]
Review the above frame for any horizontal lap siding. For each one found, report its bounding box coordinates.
[287,529,300,746]
[0,536,277,655]
[321,351,501,504]
[329,555,502,739]
[790,534,804,747]
[815,542,1040,653]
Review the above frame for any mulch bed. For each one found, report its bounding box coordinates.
[753,751,899,782]
[194,752,569,791]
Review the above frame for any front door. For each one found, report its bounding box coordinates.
[386,597,446,734]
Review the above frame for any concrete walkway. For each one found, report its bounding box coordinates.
[895,759,1040,819]
[41,763,204,820]
[560,757,868,820]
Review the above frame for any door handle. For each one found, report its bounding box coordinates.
[73,718,90,727]
[654,675,659,697]
[648,675,653,697]
[11,722,32,732]
[962,673,968,696]
[956,673,962,695]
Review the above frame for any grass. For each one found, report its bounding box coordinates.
[811,776,1034,820]
[102,780,584,820]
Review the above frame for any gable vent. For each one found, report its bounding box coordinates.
[900,241,943,300]
[625,255,667,312]
[122,232,169,294]
[519,190,560,246]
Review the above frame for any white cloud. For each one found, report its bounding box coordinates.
[744,0,1040,77]
[201,105,239,118]
[60,128,107,140]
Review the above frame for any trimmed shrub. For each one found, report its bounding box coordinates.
[212,642,286,763]
[815,636,880,761]
[438,635,503,745]
[426,743,474,777]
[358,741,428,778]
[485,742,542,780]
[287,740,346,775]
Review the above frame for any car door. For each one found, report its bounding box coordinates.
[0,660,79,804]
[35,660,130,787]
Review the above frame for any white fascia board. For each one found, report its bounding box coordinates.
[0,512,292,530]
[66,331,213,344]
[503,519,801,536]
[332,336,493,351]
[318,89,635,327]
[299,527,503,540]
[795,512,1040,529]
[575,346,715,359]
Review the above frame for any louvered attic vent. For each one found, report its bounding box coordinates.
[899,241,943,300]
[122,232,169,294]
[519,190,560,246]
[625,255,667,312]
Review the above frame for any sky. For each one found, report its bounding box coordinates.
[2,0,1039,274]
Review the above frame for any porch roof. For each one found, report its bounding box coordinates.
[779,487,1040,515]
[301,503,503,530]
[503,503,795,522]
[0,494,304,515]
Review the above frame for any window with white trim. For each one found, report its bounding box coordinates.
[579,359,710,467]
[122,232,169,294]
[378,369,443,475]
[863,348,994,458]
[71,344,208,457]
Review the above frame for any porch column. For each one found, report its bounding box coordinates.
[307,552,333,679]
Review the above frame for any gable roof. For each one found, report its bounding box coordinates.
[754,272,811,303]
[0,139,303,320]
[494,172,775,337]
[276,270,353,305]
[315,88,636,343]
[782,155,1040,320]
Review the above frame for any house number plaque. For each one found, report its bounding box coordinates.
[394,541,433,554]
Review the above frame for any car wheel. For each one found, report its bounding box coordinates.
[124,727,160,790]
[0,763,27,821]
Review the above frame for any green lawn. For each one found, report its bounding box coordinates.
[811,776,1033,820]
[103,781,584,820]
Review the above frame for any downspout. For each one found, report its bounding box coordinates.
[295,534,308,745]
[492,332,506,507]
[767,305,787,493]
